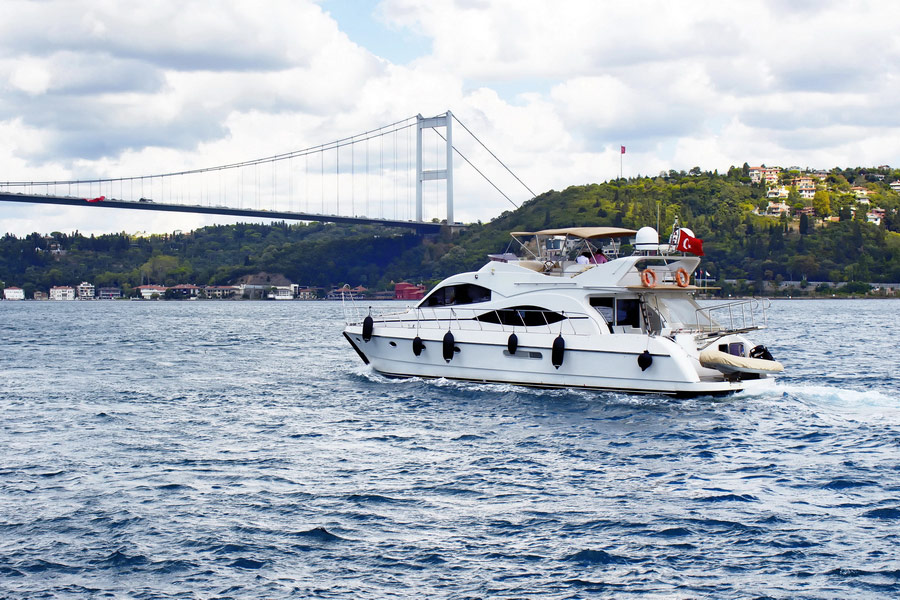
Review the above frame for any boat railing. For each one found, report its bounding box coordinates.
[351,305,600,336]
[694,298,769,333]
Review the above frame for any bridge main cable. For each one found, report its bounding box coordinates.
[1,115,420,187]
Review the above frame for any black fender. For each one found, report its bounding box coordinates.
[551,335,565,369]
[362,316,374,342]
[442,331,455,362]
[507,333,518,355]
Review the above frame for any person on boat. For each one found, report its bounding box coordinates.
[592,250,608,264]
[576,252,591,265]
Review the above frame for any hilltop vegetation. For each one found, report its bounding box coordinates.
[2,166,899,297]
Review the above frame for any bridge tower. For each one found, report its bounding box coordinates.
[416,111,453,224]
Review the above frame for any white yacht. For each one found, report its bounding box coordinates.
[342,225,783,397]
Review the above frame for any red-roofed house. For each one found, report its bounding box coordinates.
[395,282,426,300]
[136,284,167,299]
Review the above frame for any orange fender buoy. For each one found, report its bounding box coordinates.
[675,268,690,287]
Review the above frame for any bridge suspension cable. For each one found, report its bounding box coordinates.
[1,111,533,226]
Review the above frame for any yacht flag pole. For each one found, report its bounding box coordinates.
[620,145,625,179]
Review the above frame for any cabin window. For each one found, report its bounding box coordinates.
[475,305,566,327]
[590,297,642,329]
[421,283,492,307]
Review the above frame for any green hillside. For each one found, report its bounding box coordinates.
[2,166,899,298]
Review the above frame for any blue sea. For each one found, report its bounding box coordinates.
[1,299,899,599]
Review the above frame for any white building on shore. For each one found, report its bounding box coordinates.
[76,281,95,300]
[50,286,76,300]
[3,287,25,300]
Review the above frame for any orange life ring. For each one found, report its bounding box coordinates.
[641,269,657,288]
[675,268,690,287]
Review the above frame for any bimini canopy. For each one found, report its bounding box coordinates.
[511,227,637,240]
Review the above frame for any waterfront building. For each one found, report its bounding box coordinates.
[33,290,48,300]
[76,281,95,299]
[268,286,294,300]
[169,284,201,298]
[3,287,25,300]
[294,287,317,300]
[135,284,167,299]
[97,287,122,300]
[204,285,238,299]
[395,282,426,300]
[49,286,76,300]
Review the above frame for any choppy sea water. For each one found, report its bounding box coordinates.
[1,298,899,599]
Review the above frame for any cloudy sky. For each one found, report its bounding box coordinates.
[1,0,898,236]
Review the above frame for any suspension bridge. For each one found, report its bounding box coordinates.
[0,111,533,234]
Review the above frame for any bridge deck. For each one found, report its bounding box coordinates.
[0,192,447,233]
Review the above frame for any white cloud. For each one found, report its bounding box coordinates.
[3,0,900,236]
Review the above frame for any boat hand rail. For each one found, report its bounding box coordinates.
[694,298,769,333]
[356,306,600,336]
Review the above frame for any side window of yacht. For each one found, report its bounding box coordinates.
[589,297,615,331]
[617,299,642,328]
[421,283,492,307]
[589,297,641,329]
[476,305,566,327]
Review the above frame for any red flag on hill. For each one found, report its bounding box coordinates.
[676,229,704,256]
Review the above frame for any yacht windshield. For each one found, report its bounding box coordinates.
[420,283,492,307]
[653,296,719,330]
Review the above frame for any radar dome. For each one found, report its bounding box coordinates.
[634,227,659,252]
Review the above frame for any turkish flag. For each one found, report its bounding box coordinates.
[620,145,626,154]
[85,196,105,203]
[676,229,704,256]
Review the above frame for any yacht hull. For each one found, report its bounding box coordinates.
[344,328,774,397]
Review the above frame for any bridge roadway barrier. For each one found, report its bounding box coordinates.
[0,192,452,233]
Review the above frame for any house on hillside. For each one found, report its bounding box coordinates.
[792,176,816,199]
[851,186,870,199]
[749,166,782,185]
[3,287,25,300]
[765,201,791,216]
[868,208,886,225]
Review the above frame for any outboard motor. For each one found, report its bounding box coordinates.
[749,345,774,361]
